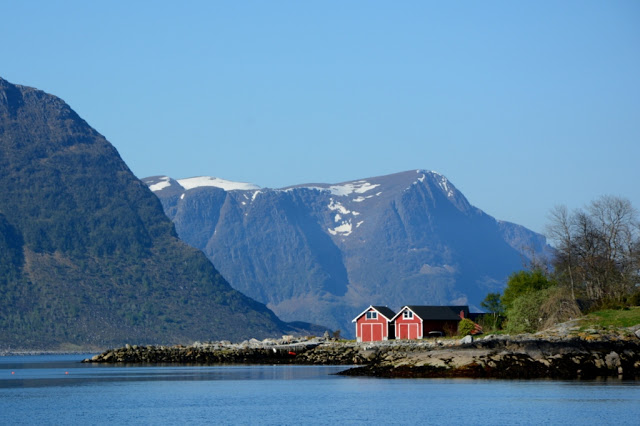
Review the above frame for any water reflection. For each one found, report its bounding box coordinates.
[0,355,350,389]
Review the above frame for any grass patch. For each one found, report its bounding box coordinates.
[580,307,640,329]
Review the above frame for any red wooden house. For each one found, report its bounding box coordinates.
[352,305,396,342]
[392,305,470,339]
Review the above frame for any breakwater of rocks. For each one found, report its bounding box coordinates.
[83,336,370,365]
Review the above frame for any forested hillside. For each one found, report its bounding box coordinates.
[0,77,323,350]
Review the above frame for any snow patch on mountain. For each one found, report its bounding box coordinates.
[436,175,454,198]
[328,199,351,215]
[177,176,260,192]
[419,171,455,198]
[327,198,362,236]
[328,180,380,196]
[328,221,353,236]
[291,180,380,198]
[353,192,382,202]
[329,199,360,220]
[149,176,172,192]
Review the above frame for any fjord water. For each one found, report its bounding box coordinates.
[1,355,639,425]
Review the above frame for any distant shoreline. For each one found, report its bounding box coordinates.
[0,350,93,357]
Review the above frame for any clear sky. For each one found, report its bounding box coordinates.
[2,1,639,234]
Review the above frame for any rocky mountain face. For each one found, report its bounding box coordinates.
[144,171,551,337]
[0,77,323,350]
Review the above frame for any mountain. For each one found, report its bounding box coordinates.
[0,77,324,350]
[143,171,551,337]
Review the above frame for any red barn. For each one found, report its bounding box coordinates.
[352,306,396,342]
[392,305,470,339]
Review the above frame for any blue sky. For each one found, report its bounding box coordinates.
[2,1,639,234]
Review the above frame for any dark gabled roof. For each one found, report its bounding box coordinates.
[371,306,396,320]
[468,312,483,321]
[352,305,396,322]
[395,305,469,321]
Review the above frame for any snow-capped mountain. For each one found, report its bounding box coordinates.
[144,170,550,337]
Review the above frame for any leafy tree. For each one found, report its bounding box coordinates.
[501,269,555,311]
[480,292,504,330]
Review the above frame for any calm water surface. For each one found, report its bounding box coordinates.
[1,355,639,425]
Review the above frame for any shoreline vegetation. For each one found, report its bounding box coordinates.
[79,322,640,380]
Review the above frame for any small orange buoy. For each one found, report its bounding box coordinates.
[11,371,15,375]
[65,372,69,375]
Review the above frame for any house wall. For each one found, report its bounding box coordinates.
[394,314,422,340]
[355,309,389,342]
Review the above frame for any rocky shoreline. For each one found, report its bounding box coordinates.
[84,325,640,380]
[339,336,640,379]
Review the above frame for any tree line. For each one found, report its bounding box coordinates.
[482,195,639,334]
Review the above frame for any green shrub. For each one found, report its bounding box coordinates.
[502,269,555,310]
[504,290,550,334]
[458,318,476,336]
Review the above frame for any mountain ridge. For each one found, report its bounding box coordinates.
[144,169,551,337]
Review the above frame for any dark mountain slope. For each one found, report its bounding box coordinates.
[145,171,552,337]
[0,77,320,350]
